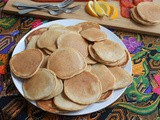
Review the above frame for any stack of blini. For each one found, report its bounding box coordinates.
[131,2,160,26]
[10,21,133,113]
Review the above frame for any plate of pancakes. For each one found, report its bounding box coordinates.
[10,19,133,115]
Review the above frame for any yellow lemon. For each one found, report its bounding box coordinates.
[85,1,98,17]
[109,5,119,20]
[97,1,111,16]
[93,0,106,17]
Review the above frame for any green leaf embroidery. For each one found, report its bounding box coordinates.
[156,46,160,52]
[0,61,3,66]
[143,61,149,76]
[0,17,18,29]
[132,51,147,61]
[115,96,160,115]
[149,53,160,61]
[136,35,141,42]
[125,76,152,103]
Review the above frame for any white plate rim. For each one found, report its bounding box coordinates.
[11,18,132,116]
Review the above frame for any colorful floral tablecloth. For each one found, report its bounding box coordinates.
[0,0,160,120]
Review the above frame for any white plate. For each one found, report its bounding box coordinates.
[11,19,132,116]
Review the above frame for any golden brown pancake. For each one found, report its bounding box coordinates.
[105,50,130,67]
[91,64,115,93]
[108,67,133,89]
[81,28,107,42]
[37,27,69,52]
[36,99,62,113]
[88,44,100,62]
[10,49,44,78]
[25,27,48,45]
[89,44,119,66]
[131,7,155,26]
[137,2,160,23]
[36,30,57,52]
[43,79,63,100]
[57,32,89,58]
[66,25,82,33]
[76,21,100,31]
[26,36,39,49]
[92,40,126,63]
[23,68,57,100]
[54,93,87,111]
[47,48,87,79]
[64,71,102,105]
[98,90,113,102]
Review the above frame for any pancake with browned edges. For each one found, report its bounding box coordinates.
[91,64,115,93]
[57,32,88,58]
[47,48,87,79]
[25,27,48,45]
[108,67,133,89]
[92,40,126,63]
[54,92,87,111]
[76,21,100,31]
[36,99,62,113]
[137,2,160,23]
[10,49,44,78]
[131,7,155,26]
[81,28,107,42]
[43,79,63,100]
[64,71,102,105]
[23,68,57,100]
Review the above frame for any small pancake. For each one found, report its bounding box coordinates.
[76,21,100,31]
[47,48,87,79]
[108,67,133,89]
[89,44,123,66]
[131,7,155,26]
[89,44,112,65]
[137,2,160,23]
[57,32,88,58]
[25,27,48,45]
[36,99,62,113]
[89,44,116,65]
[64,71,102,105]
[91,64,115,93]
[10,49,44,78]
[81,28,107,42]
[88,44,100,62]
[26,36,39,49]
[54,93,87,111]
[105,50,130,67]
[36,30,57,52]
[43,79,63,100]
[23,68,57,100]
[37,27,69,52]
[66,25,82,33]
[92,40,126,63]
[98,90,113,102]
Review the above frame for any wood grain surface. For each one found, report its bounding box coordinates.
[3,0,160,36]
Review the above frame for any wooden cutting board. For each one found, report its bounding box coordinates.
[3,0,160,36]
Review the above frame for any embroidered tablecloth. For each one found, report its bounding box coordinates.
[0,0,160,120]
